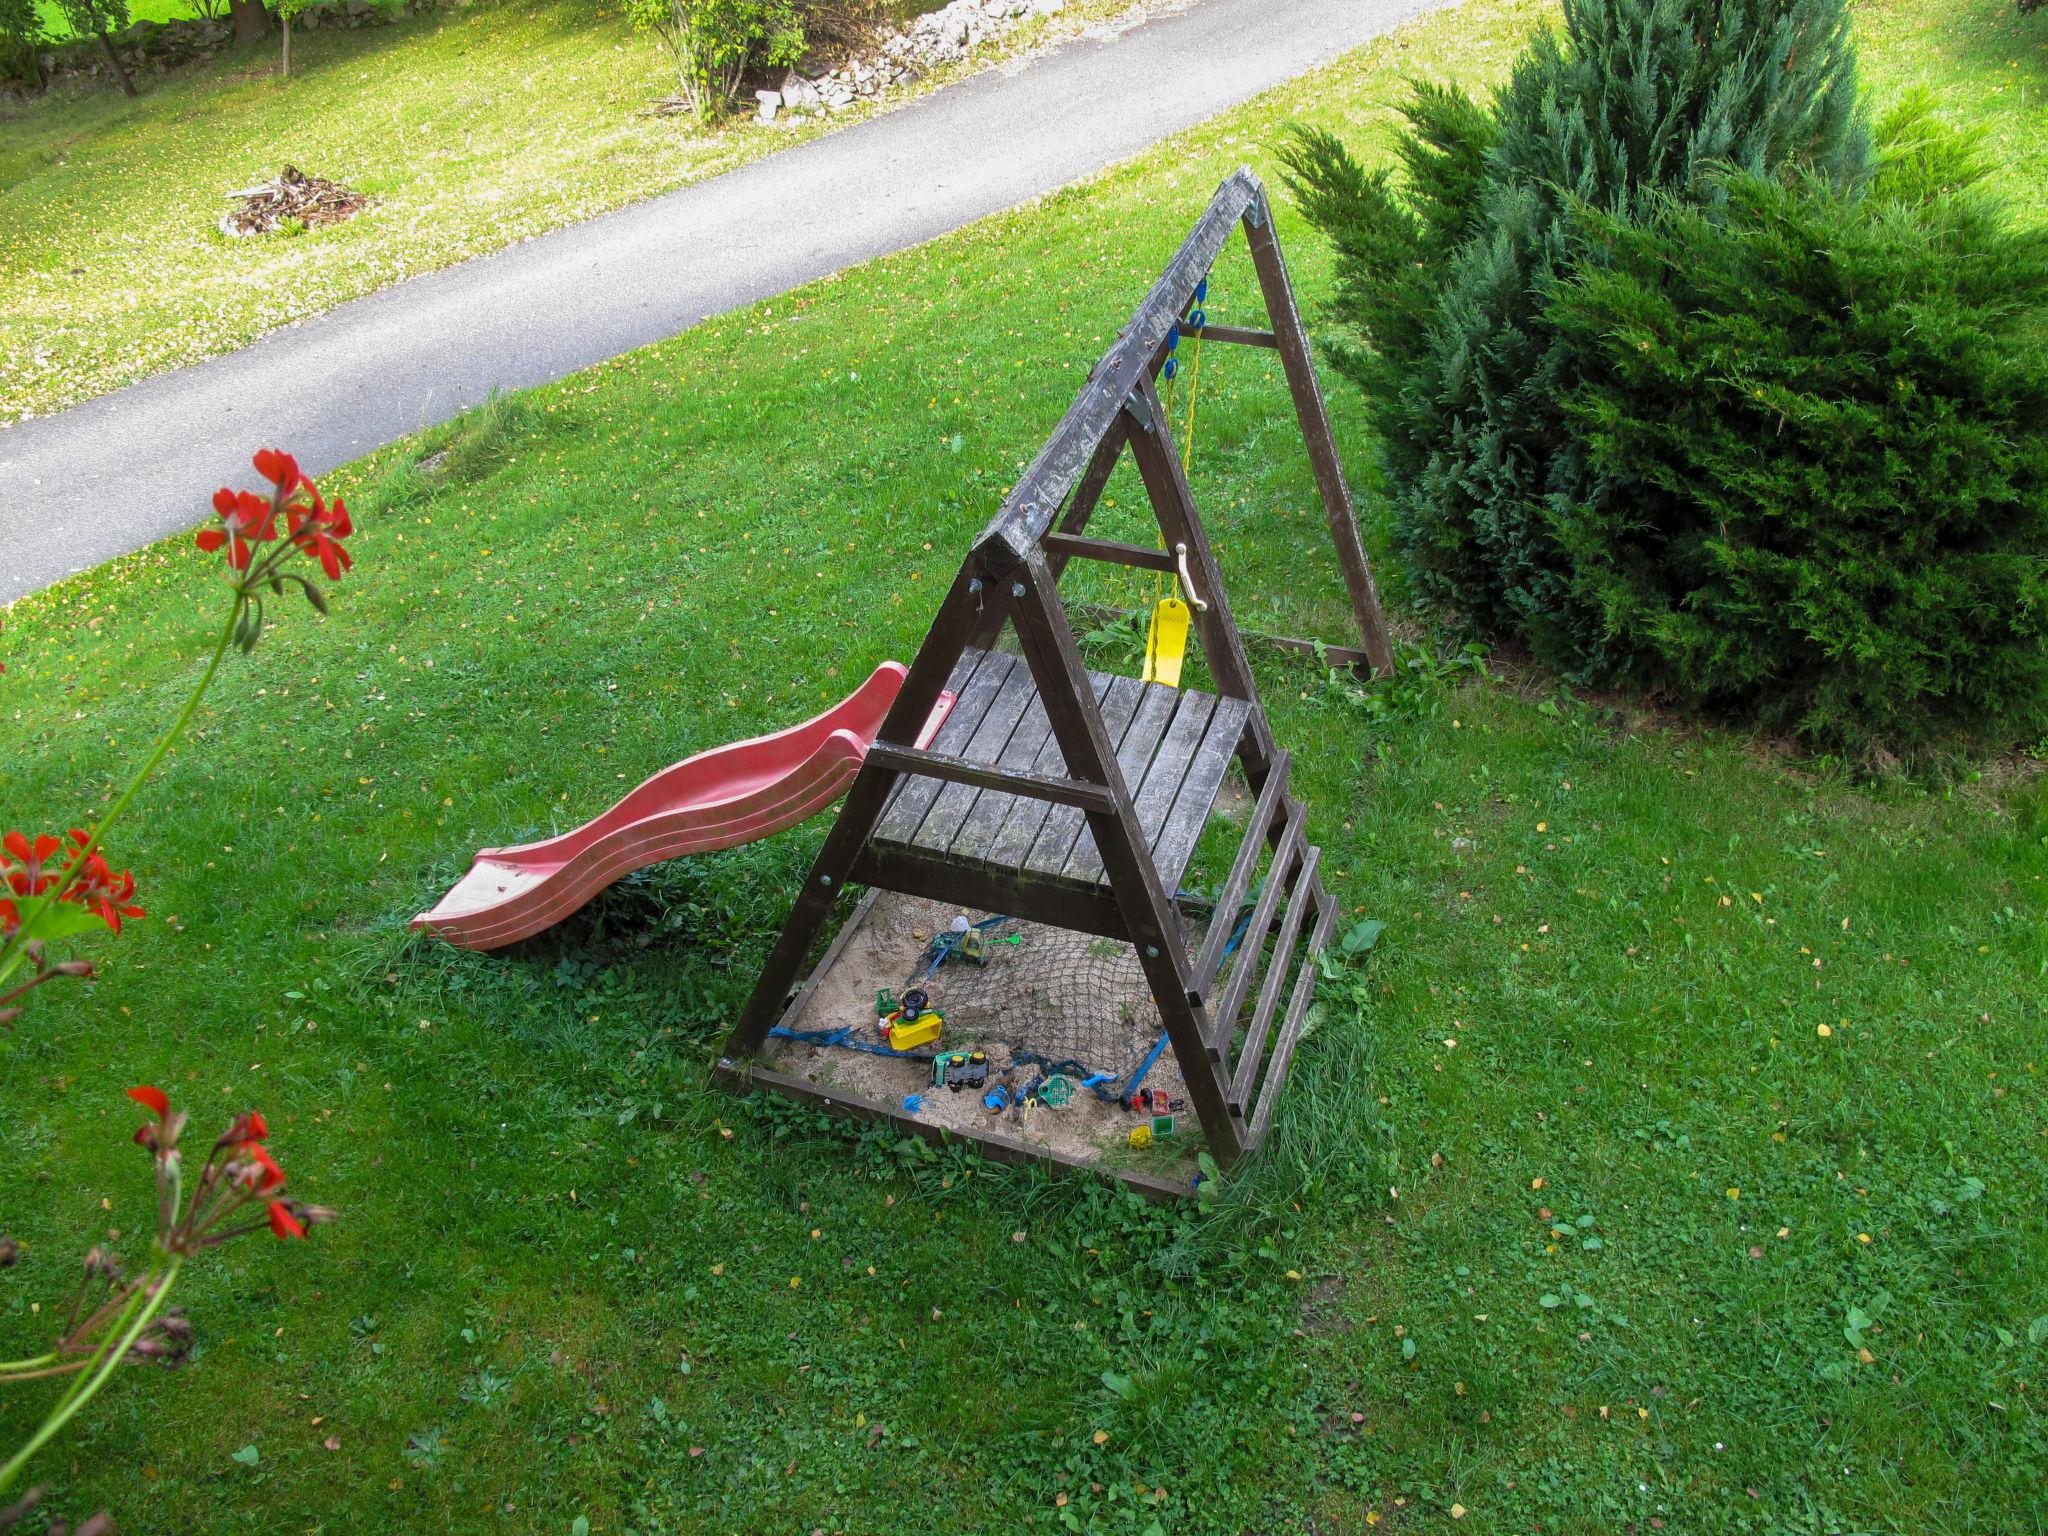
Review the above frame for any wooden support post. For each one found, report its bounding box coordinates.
[1241,191,1397,678]
[720,567,987,1059]
[1008,553,1245,1164]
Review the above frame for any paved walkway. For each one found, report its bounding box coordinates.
[0,0,1431,602]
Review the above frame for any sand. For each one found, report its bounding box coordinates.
[761,891,1209,1181]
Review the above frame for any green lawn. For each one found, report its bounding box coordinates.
[0,0,1120,423]
[2,0,2045,1532]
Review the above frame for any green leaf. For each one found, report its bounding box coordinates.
[1400,1336,1417,1361]
[2028,1316,2048,1345]
[1100,1370,1135,1399]
[231,1445,260,1467]
[1341,918,1385,955]
[572,1518,590,1536]
[1539,1293,1562,1309]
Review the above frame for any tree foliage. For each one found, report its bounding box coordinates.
[1280,0,1868,675]
[57,0,135,95]
[1544,105,2048,755]
[0,0,45,90]
[625,0,804,120]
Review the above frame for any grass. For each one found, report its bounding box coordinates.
[32,0,207,39]
[2,0,2046,1531]
[0,0,1121,424]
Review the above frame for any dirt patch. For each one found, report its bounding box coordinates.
[761,890,1207,1184]
[1300,1275,1353,1336]
[221,166,368,237]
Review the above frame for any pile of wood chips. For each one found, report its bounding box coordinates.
[220,166,368,237]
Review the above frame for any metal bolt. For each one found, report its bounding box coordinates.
[1144,945,1160,959]
[819,875,834,887]
[1011,582,1025,598]
[968,578,983,594]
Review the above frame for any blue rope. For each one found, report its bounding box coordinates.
[769,1024,940,1063]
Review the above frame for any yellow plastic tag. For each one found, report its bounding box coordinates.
[1142,597,1190,688]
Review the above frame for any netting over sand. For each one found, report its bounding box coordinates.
[908,914,1162,1083]
[773,898,1182,1092]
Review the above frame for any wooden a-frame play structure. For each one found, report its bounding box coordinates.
[715,169,1391,1197]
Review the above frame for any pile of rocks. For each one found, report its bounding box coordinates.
[760,0,1067,122]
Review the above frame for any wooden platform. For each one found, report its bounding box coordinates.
[872,648,1250,898]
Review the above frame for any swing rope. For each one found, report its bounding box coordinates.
[1143,273,1210,685]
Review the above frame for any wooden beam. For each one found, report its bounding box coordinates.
[1240,190,1397,678]
[849,843,1128,941]
[1208,800,1304,1053]
[710,1059,1196,1203]
[1228,842,1321,1113]
[1041,532,1177,575]
[719,566,985,1059]
[1190,748,1289,1002]
[1008,552,1245,1163]
[972,170,1262,575]
[1247,888,1337,1149]
[1184,322,1279,350]
[863,742,1116,814]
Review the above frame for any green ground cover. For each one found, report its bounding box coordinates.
[0,0,1119,423]
[31,0,204,39]
[1,0,2045,1531]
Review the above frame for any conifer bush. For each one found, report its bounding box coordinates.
[1545,108,2048,756]
[1283,0,2048,757]
[1282,0,1868,674]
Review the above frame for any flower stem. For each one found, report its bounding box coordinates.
[0,1353,59,1377]
[0,1259,181,1499]
[0,599,239,981]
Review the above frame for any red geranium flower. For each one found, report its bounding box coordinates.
[59,833,144,934]
[286,480,352,582]
[238,1143,286,1192]
[3,830,64,900]
[252,448,301,490]
[268,1200,306,1241]
[197,487,278,572]
[127,1084,170,1117]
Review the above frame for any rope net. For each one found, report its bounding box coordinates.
[912,914,1161,1085]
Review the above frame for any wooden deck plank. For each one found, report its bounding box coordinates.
[980,670,1115,874]
[912,656,1038,853]
[946,688,1056,869]
[1024,674,1146,877]
[871,650,1251,900]
[1150,695,1250,892]
[875,649,1005,846]
[1061,681,1188,884]
[1087,688,1219,888]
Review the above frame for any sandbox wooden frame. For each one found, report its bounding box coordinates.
[714,169,1390,1199]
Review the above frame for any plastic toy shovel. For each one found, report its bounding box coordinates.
[1142,595,1191,687]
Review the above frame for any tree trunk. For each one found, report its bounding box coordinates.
[229,0,269,45]
[96,29,137,95]
[280,11,289,75]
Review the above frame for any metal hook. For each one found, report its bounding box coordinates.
[1173,543,1209,612]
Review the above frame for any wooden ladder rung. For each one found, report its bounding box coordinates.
[1204,797,1305,1049]
[1227,842,1322,1112]
[1247,885,1338,1147]
[1191,750,1291,1003]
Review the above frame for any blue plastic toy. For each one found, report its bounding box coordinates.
[903,1094,923,1113]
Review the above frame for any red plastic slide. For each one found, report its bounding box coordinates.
[412,662,954,951]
